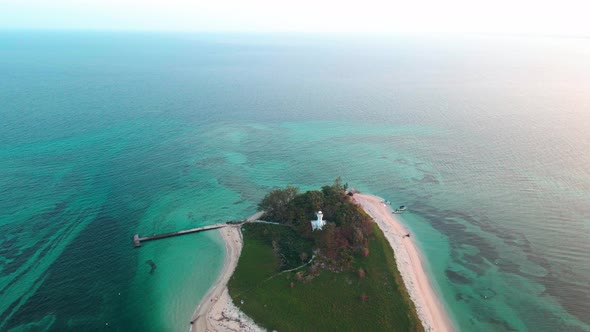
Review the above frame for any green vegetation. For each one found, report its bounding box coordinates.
[228,180,423,331]
[257,185,299,222]
[258,178,373,269]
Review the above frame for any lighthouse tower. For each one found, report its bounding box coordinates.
[311,211,326,231]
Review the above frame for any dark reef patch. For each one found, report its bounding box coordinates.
[475,287,497,299]
[412,174,439,184]
[445,269,472,285]
[146,260,157,274]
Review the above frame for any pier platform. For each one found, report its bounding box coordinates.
[133,223,230,247]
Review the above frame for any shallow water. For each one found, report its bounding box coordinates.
[0,32,589,331]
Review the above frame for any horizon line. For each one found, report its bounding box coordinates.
[1,27,589,40]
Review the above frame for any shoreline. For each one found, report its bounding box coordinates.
[190,212,263,332]
[353,193,455,332]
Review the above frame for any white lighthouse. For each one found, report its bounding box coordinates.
[310,211,326,231]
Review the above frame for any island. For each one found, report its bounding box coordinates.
[191,179,453,331]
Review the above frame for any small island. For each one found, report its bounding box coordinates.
[191,179,453,331]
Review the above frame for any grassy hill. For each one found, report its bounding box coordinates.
[228,221,423,331]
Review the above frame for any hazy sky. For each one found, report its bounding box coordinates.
[1,0,589,35]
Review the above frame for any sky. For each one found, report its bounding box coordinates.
[1,0,589,36]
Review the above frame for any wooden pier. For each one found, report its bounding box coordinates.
[133,223,230,247]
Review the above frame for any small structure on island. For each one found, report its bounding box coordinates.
[310,211,326,231]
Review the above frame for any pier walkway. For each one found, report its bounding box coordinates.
[133,222,241,247]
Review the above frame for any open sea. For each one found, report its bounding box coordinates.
[0,31,589,331]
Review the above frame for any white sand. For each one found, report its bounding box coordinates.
[353,194,454,332]
[190,212,264,332]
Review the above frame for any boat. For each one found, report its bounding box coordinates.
[393,205,407,214]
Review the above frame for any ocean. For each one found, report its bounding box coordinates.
[0,31,589,331]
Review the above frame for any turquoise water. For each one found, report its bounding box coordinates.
[1,32,589,331]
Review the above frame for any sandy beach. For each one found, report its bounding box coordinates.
[190,212,264,332]
[353,193,454,332]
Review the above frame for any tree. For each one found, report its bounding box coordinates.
[332,177,345,192]
[258,185,299,222]
[316,222,338,259]
[307,190,324,211]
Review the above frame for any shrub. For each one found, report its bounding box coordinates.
[362,247,370,257]
[358,268,366,279]
[361,292,369,303]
